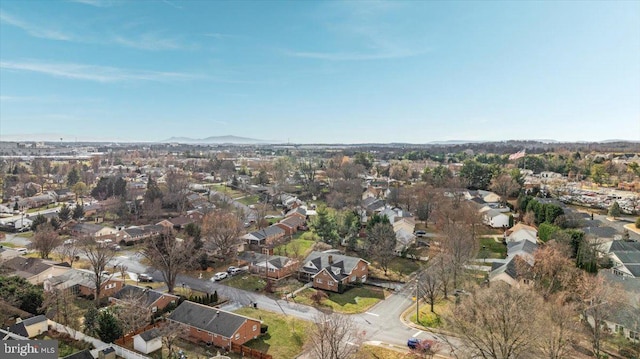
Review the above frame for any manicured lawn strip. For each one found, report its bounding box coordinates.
[369,257,423,281]
[273,237,315,258]
[224,274,267,292]
[236,195,260,205]
[295,286,386,314]
[234,307,311,359]
[0,241,17,248]
[409,299,452,329]
[478,237,507,259]
[357,344,410,358]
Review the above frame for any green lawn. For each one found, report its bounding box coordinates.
[236,195,260,205]
[273,237,316,259]
[0,241,17,248]
[295,286,386,314]
[478,237,507,259]
[224,274,267,292]
[369,257,423,282]
[234,307,311,359]
[409,299,452,329]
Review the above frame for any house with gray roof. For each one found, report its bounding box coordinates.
[608,241,640,278]
[167,301,262,349]
[237,251,299,280]
[242,225,286,246]
[299,251,369,292]
[109,285,179,313]
[1,257,70,285]
[133,328,162,354]
[489,240,538,287]
[44,268,123,300]
[7,315,48,338]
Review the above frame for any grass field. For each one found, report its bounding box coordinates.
[295,286,386,314]
[273,236,316,258]
[236,195,260,205]
[478,236,507,259]
[234,307,311,359]
[369,257,423,282]
[224,274,267,292]
[409,299,452,329]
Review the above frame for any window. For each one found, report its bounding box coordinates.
[351,275,356,281]
[152,306,157,313]
[235,334,240,340]
[630,331,639,340]
[253,325,257,332]
[328,281,334,286]
[105,283,116,290]
[316,278,323,284]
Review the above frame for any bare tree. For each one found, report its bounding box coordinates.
[434,254,454,299]
[56,241,80,267]
[307,312,365,359]
[365,222,397,276]
[31,223,62,259]
[112,292,152,335]
[441,222,477,289]
[158,321,190,359]
[489,173,521,204]
[519,241,579,300]
[577,274,625,358]
[140,229,197,293]
[40,288,82,334]
[163,170,190,214]
[80,236,116,304]
[537,296,579,359]
[446,283,543,359]
[201,211,244,261]
[418,266,442,313]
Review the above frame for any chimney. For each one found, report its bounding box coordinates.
[328,255,333,265]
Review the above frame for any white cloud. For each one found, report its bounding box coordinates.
[68,0,113,7]
[0,60,199,83]
[113,33,189,51]
[0,11,73,41]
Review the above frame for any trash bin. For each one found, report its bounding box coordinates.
[253,302,257,309]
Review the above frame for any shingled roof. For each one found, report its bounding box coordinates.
[168,301,260,339]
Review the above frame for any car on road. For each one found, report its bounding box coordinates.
[227,267,244,276]
[138,273,153,282]
[414,230,427,237]
[99,270,110,277]
[227,266,238,273]
[407,338,434,351]
[15,247,28,255]
[211,272,228,281]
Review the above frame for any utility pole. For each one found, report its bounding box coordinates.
[415,275,419,322]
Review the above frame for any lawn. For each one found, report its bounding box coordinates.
[295,286,386,314]
[478,237,507,259]
[357,344,413,359]
[236,195,260,205]
[0,241,17,248]
[409,299,452,329]
[273,236,316,258]
[369,257,423,282]
[234,307,311,359]
[224,274,267,292]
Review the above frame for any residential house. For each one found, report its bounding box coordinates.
[237,251,299,280]
[242,225,286,246]
[133,328,162,354]
[156,212,203,230]
[489,240,538,287]
[393,217,416,254]
[7,315,48,338]
[284,207,307,221]
[70,223,117,238]
[115,225,163,244]
[275,215,306,236]
[482,209,510,229]
[607,240,640,278]
[53,189,74,202]
[362,197,385,213]
[505,223,538,244]
[167,301,262,348]
[61,349,95,359]
[44,268,124,300]
[1,257,70,285]
[585,304,640,341]
[299,251,369,292]
[109,285,179,313]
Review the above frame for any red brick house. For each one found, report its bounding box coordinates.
[109,285,179,313]
[242,225,286,246]
[299,251,369,292]
[275,215,306,236]
[44,268,124,300]
[237,252,299,281]
[167,301,262,349]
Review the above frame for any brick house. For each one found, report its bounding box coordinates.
[237,251,299,281]
[1,257,70,285]
[275,215,306,236]
[44,268,124,300]
[242,225,286,246]
[299,251,369,292]
[167,301,262,349]
[109,285,179,313]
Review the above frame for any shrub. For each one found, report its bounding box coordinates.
[635,217,640,229]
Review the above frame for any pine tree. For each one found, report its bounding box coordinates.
[608,201,621,219]
[96,311,123,343]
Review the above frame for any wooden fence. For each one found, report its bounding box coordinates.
[230,342,273,359]
[115,322,160,346]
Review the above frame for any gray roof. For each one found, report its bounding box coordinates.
[2,257,53,276]
[71,222,104,234]
[507,240,538,256]
[62,349,94,359]
[300,251,367,280]
[249,225,285,241]
[168,301,258,338]
[609,241,640,252]
[588,304,640,332]
[112,285,175,307]
[583,226,618,239]
[137,328,161,342]
[8,315,47,337]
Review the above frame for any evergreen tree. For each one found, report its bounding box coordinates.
[96,311,123,343]
[31,214,48,231]
[608,201,621,219]
[312,206,339,246]
[84,307,99,336]
[66,167,80,187]
[58,204,71,221]
[72,204,85,219]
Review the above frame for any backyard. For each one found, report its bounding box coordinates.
[478,236,507,259]
[234,307,311,359]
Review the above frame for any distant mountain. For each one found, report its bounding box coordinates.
[160,135,268,144]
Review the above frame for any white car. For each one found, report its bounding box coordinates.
[211,272,228,281]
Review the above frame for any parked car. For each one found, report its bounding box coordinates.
[15,248,28,255]
[138,273,153,282]
[407,338,434,351]
[99,270,110,277]
[414,230,427,237]
[227,266,238,274]
[211,272,228,281]
[229,268,243,276]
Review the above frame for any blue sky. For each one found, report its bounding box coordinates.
[1,0,639,143]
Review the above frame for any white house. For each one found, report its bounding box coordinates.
[482,209,510,228]
[133,328,162,354]
[505,223,538,244]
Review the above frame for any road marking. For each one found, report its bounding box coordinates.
[365,312,379,317]
[412,330,423,338]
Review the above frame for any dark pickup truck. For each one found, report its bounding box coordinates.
[407,338,435,351]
